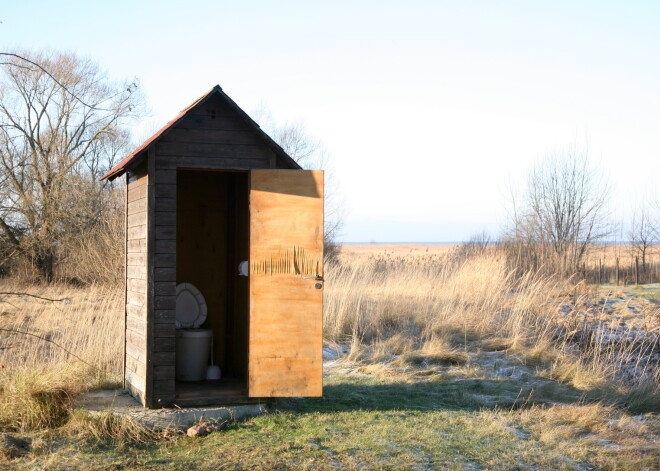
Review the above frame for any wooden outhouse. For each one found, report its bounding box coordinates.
[101,86,324,408]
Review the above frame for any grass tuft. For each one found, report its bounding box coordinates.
[398,350,469,367]
[0,365,90,431]
[63,410,159,445]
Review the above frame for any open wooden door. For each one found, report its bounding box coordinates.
[248,170,324,397]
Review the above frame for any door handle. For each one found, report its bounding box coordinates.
[304,275,324,281]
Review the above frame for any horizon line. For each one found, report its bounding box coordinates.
[338,240,652,245]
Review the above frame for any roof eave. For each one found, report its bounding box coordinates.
[99,85,302,181]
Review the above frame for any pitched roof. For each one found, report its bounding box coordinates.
[100,85,300,181]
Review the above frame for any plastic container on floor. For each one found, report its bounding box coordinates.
[175,328,213,381]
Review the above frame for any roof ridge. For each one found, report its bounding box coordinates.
[100,86,220,181]
[100,85,300,181]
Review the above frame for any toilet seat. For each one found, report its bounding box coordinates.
[175,283,207,328]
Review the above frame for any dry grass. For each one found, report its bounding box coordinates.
[486,402,659,465]
[587,243,659,266]
[0,282,123,431]
[0,246,657,455]
[325,250,555,348]
[339,243,457,257]
[325,249,659,409]
[56,204,125,286]
[63,410,158,445]
[0,365,87,431]
[581,243,660,285]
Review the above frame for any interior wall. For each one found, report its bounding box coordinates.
[228,174,249,379]
[176,170,248,381]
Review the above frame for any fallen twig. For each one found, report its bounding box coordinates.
[0,327,98,371]
[0,292,67,303]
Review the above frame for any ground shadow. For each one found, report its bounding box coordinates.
[275,376,588,414]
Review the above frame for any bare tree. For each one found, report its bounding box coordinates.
[506,146,609,276]
[272,120,321,169]
[0,51,141,281]
[456,230,492,260]
[629,203,658,274]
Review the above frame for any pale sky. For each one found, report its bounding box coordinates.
[2,1,659,242]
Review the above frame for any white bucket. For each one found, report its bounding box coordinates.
[175,328,213,381]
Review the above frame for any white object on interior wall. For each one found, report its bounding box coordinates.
[238,260,249,277]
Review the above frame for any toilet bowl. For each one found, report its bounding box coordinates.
[175,282,212,382]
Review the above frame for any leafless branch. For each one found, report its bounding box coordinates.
[0,291,67,302]
[0,52,134,112]
[503,145,610,276]
[0,51,142,280]
[0,327,107,373]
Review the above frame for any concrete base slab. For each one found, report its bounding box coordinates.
[77,389,267,430]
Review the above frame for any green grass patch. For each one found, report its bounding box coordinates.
[599,283,660,302]
[10,370,659,470]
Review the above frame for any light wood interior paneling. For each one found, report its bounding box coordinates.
[176,170,249,385]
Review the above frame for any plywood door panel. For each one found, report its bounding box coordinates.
[249,170,323,397]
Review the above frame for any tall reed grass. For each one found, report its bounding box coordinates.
[324,252,558,348]
[325,250,659,409]
[0,249,657,432]
[0,284,122,431]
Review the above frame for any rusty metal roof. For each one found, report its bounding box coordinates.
[100,85,300,181]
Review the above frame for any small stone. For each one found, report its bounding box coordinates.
[187,423,209,437]
[186,420,227,437]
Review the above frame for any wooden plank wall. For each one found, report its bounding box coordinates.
[177,171,229,372]
[143,93,299,407]
[154,94,287,172]
[228,174,250,380]
[125,165,149,405]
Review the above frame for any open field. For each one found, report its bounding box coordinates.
[583,245,660,285]
[340,243,660,285]
[339,243,458,257]
[0,249,658,469]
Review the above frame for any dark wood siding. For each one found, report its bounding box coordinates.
[154,94,279,172]
[127,91,299,408]
[125,164,148,406]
